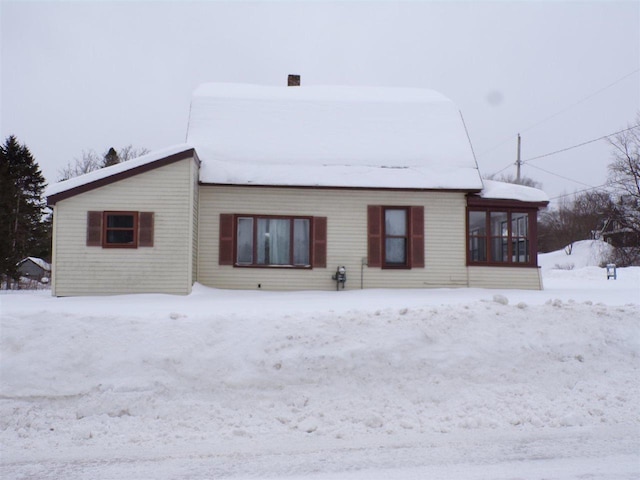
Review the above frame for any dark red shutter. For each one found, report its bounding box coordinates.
[219,214,234,265]
[367,206,382,267]
[86,211,102,246]
[139,212,154,247]
[312,217,327,268]
[410,206,425,268]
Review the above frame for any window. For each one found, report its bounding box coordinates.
[468,208,533,265]
[219,214,327,268]
[367,205,424,269]
[384,208,408,266]
[86,211,154,248]
[104,212,137,246]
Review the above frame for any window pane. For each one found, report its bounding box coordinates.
[491,237,508,262]
[107,215,134,228]
[469,236,487,261]
[514,213,528,237]
[293,219,310,265]
[107,230,134,244]
[490,212,508,236]
[385,238,406,264]
[385,209,407,235]
[468,211,487,262]
[236,217,253,264]
[257,218,290,265]
[512,239,529,263]
[468,211,486,235]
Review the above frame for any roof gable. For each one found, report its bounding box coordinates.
[46,145,196,205]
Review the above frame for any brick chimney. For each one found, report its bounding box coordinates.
[288,74,301,86]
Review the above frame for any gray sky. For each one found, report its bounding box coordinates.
[1,1,638,201]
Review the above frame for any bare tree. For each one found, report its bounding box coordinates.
[485,173,542,189]
[603,118,640,265]
[538,191,615,254]
[607,118,640,201]
[58,145,149,181]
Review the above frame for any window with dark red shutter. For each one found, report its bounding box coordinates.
[86,211,102,246]
[410,206,424,268]
[86,211,154,249]
[368,205,424,269]
[367,206,382,267]
[221,214,322,268]
[219,214,234,265]
[312,217,327,268]
[139,212,154,247]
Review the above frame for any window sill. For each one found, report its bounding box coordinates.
[467,262,538,268]
[234,264,312,269]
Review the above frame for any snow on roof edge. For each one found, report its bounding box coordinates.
[480,179,549,203]
[45,144,194,199]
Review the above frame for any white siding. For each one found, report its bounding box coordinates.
[198,186,469,291]
[468,266,543,290]
[51,158,197,296]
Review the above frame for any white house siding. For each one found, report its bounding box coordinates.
[51,158,196,296]
[197,186,469,291]
[467,266,543,290]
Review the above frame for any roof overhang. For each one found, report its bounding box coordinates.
[467,194,549,210]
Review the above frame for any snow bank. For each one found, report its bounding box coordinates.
[539,239,615,271]
[1,262,639,478]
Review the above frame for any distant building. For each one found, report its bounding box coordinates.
[17,257,51,282]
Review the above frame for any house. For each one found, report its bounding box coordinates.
[17,257,51,282]
[45,79,549,296]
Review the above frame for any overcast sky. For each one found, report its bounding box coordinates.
[1,1,638,201]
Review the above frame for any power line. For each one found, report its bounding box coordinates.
[519,69,639,136]
[488,162,514,178]
[548,182,613,201]
[527,163,594,188]
[488,124,639,178]
[476,68,640,158]
[522,124,640,164]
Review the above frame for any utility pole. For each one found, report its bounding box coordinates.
[516,133,522,183]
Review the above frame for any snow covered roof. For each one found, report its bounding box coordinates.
[46,144,195,203]
[187,83,484,190]
[479,179,549,203]
[45,84,549,204]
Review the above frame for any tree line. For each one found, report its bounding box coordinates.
[538,120,639,265]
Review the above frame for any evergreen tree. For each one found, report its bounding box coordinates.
[58,145,148,180]
[102,147,120,168]
[0,136,48,286]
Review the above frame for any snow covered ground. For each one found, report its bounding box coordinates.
[1,241,638,479]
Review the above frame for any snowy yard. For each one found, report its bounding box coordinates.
[1,242,639,479]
